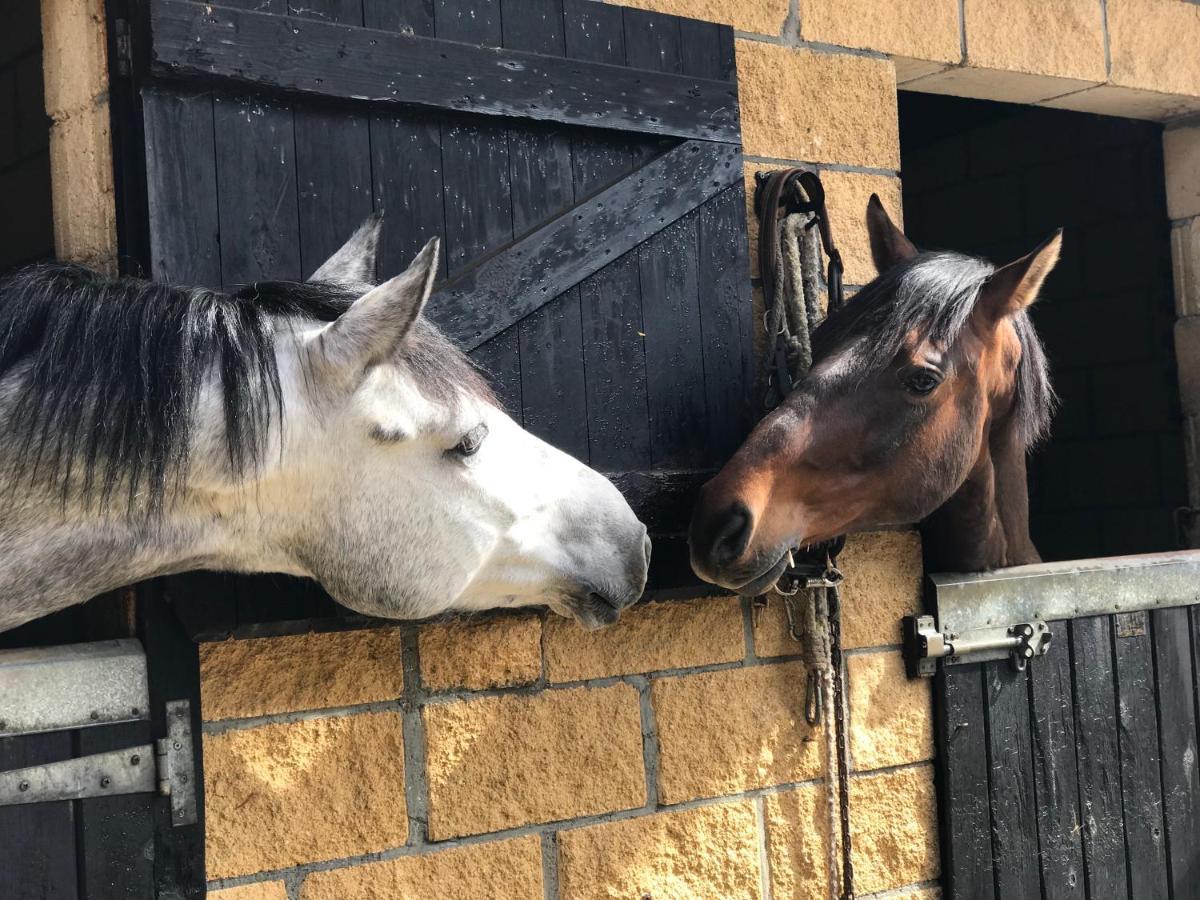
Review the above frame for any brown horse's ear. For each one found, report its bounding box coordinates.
[976,230,1063,323]
[866,194,917,273]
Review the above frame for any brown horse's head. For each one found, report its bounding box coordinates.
[689,196,1061,591]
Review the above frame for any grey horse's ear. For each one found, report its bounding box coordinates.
[308,213,384,287]
[866,194,917,274]
[317,237,440,369]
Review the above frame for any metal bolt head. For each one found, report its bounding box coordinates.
[179,773,188,784]
[131,707,140,717]
[90,710,100,720]
[18,781,29,792]
[130,754,141,766]
[173,741,182,751]
[100,776,111,789]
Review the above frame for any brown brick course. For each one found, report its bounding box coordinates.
[754,531,923,656]
[423,684,645,839]
[300,836,543,900]
[848,651,934,771]
[850,766,941,893]
[964,0,1106,82]
[557,801,762,900]
[652,662,822,803]
[736,40,899,170]
[800,0,960,67]
[419,612,542,691]
[200,629,405,721]
[204,712,408,879]
[543,595,744,682]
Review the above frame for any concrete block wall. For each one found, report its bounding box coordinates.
[202,532,938,900]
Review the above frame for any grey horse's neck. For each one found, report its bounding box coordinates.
[0,479,295,633]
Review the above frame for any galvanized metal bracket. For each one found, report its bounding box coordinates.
[156,699,197,827]
[903,615,1052,677]
[0,699,197,826]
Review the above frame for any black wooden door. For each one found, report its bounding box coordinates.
[938,604,1200,899]
[0,587,205,900]
[117,0,752,634]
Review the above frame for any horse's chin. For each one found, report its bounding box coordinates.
[551,593,623,631]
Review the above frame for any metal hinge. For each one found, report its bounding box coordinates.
[113,18,133,78]
[902,615,1052,678]
[0,699,197,826]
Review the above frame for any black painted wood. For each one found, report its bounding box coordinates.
[291,0,373,279]
[1027,622,1085,898]
[142,87,222,287]
[1112,614,1170,898]
[149,0,740,142]
[505,0,588,460]
[129,0,751,609]
[1152,607,1200,897]
[0,732,79,900]
[427,140,741,351]
[983,664,1042,898]
[212,94,302,285]
[138,584,206,900]
[1068,617,1129,900]
[76,721,156,899]
[937,664,996,900]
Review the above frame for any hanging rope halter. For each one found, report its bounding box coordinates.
[754,168,856,900]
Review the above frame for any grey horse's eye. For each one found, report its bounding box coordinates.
[451,423,488,457]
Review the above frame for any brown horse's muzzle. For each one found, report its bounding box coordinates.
[689,466,794,593]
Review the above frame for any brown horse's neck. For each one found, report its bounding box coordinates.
[921,417,1040,573]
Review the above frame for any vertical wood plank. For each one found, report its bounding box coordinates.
[1152,607,1200,897]
[76,722,155,899]
[0,735,79,900]
[697,184,755,464]
[563,0,652,470]
[1112,614,1170,898]
[680,20,753,466]
[637,213,707,467]
[290,0,372,279]
[937,664,996,900]
[212,95,302,285]
[142,88,222,287]
[1028,624,1086,898]
[436,0,520,416]
[983,662,1043,898]
[1071,615,1129,900]
[503,0,588,460]
[138,585,206,900]
[624,13,705,469]
[364,0,443,281]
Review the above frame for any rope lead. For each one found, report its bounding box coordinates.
[754,168,854,900]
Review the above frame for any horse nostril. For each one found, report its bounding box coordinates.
[711,503,752,566]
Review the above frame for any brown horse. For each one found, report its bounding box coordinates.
[689,196,1061,588]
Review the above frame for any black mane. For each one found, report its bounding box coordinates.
[0,263,489,516]
[811,250,1056,447]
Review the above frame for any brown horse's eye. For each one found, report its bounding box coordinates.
[903,368,941,396]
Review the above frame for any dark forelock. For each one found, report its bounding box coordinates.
[810,251,1056,448]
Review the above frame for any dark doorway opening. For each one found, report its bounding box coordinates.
[0,0,53,272]
[899,92,1186,562]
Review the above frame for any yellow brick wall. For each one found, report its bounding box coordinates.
[203,531,938,899]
